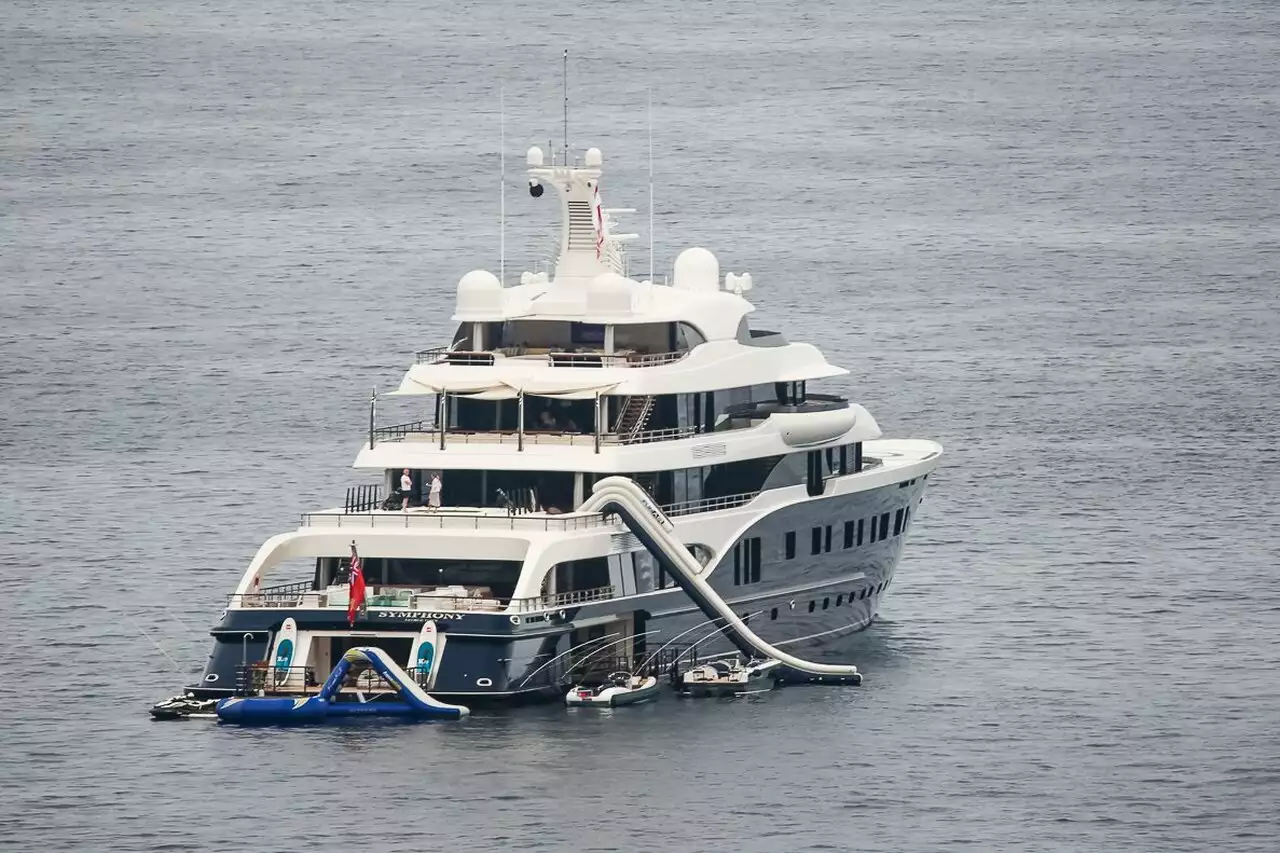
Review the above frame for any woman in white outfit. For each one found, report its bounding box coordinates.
[428,472,442,511]
[400,468,413,511]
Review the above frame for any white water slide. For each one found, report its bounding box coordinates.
[579,477,861,680]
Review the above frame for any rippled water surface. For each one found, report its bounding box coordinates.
[4,1,1280,850]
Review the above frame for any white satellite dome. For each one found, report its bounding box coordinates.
[672,247,720,293]
[455,269,503,316]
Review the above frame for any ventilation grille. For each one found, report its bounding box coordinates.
[692,443,727,459]
[610,532,641,554]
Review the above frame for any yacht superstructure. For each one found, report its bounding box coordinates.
[186,144,942,703]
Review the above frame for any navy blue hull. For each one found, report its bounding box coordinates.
[189,478,929,702]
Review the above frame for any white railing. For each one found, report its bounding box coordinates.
[660,491,760,518]
[300,509,616,532]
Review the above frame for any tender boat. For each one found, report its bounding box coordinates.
[565,672,661,707]
[678,657,782,698]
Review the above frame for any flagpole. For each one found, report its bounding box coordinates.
[500,81,506,285]
[648,88,654,283]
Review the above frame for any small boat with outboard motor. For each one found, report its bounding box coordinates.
[677,657,782,698]
[565,671,661,707]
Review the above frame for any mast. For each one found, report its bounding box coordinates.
[568,49,573,161]
[648,89,654,282]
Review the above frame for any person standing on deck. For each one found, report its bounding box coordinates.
[400,468,413,511]
[427,471,443,512]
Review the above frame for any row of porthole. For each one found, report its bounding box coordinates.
[755,579,892,621]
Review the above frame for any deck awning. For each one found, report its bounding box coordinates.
[389,362,623,399]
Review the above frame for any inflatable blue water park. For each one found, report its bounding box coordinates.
[215,646,470,724]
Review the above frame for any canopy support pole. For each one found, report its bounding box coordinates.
[517,391,525,452]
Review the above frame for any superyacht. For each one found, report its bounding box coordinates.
[179,142,942,704]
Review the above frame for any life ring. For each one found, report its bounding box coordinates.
[204,673,220,683]
[509,615,521,625]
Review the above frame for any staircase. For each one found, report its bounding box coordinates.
[567,200,596,251]
[612,395,655,442]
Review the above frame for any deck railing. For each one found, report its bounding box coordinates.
[228,582,620,615]
[344,483,383,513]
[300,509,615,532]
[414,344,689,369]
[661,491,759,518]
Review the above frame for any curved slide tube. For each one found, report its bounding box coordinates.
[216,646,470,724]
[580,477,861,680]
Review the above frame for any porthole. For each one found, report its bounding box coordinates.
[823,597,830,610]
[770,608,778,620]
[204,673,220,683]
[476,677,493,687]
[836,594,844,607]
[860,588,868,600]
[808,601,816,613]
[509,615,521,625]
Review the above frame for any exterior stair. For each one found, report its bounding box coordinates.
[612,395,655,442]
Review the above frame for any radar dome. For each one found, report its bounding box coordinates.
[584,147,602,167]
[673,247,719,293]
[456,269,503,316]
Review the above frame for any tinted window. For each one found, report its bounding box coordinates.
[824,525,832,553]
[811,527,822,555]
[879,513,890,540]
[843,521,854,549]
[894,508,904,536]
[785,531,796,559]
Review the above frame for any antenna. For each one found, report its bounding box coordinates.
[500,82,505,284]
[568,48,573,160]
[648,88,654,282]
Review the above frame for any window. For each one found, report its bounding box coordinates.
[836,594,844,607]
[869,518,878,544]
[879,513,890,540]
[894,508,904,536]
[811,526,822,555]
[806,451,823,496]
[843,521,854,549]
[824,525,832,553]
[785,531,796,559]
[860,588,868,600]
[770,607,778,620]
[857,519,864,546]
[808,600,816,613]
[822,597,830,610]
[905,506,911,528]
[735,537,762,585]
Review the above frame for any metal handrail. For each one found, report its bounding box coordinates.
[372,419,434,441]
[412,344,689,369]
[299,510,616,532]
[660,491,760,518]
[228,583,620,615]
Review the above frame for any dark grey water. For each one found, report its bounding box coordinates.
[4,0,1279,850]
